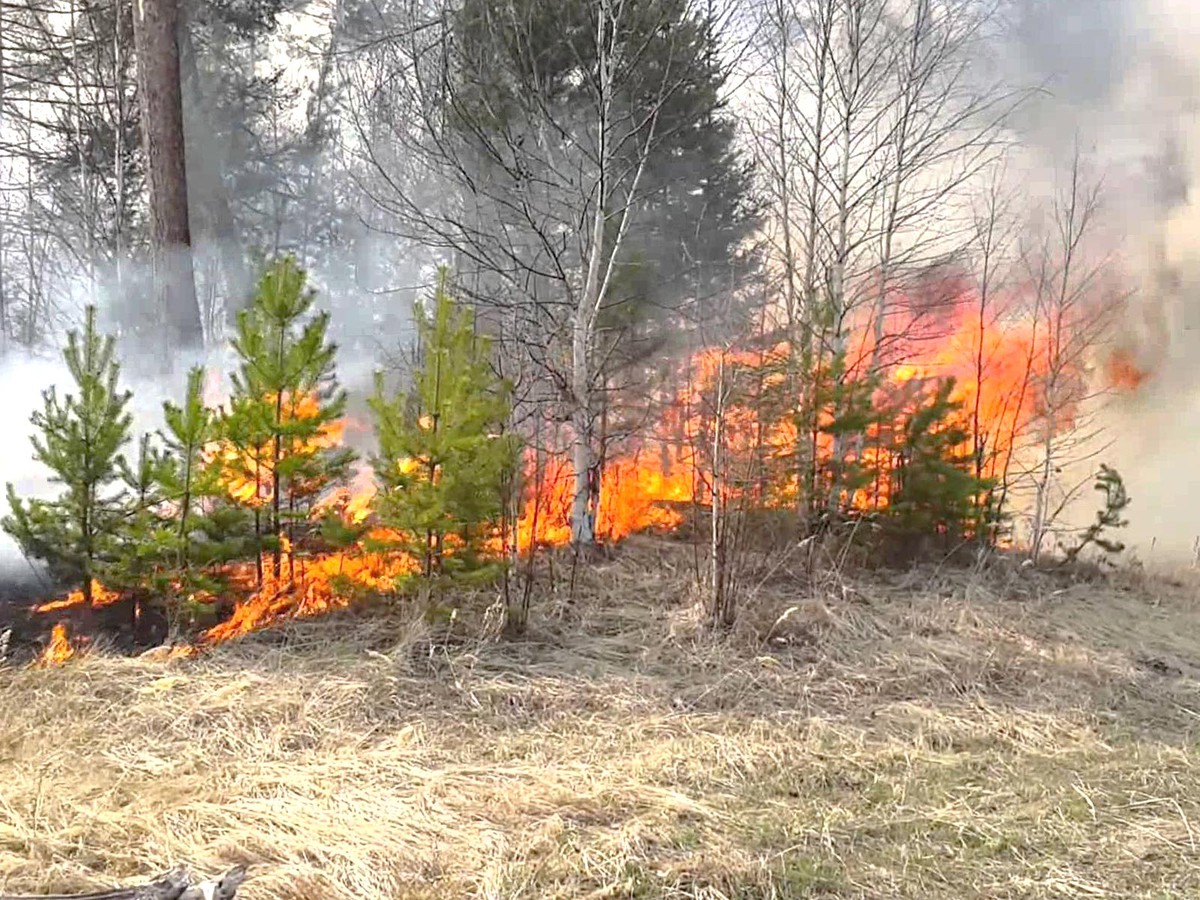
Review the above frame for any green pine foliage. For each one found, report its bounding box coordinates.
[886,378,994,541]
[369,269,520,584]
[2,306,133,604]
[1062,464,1130,564]
[812,356,885,517]
[218,256,356,583]
[105,432,176,602]
[755,345,883,521]
[155,368,254,624]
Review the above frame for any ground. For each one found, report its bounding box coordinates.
[2,540,1200,899]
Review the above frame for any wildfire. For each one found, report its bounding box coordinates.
[38,622,76,667]
[201,533,419,643]
[27,275,1128,663]
[204,390,346,506]
[1105,347,1151,392]
[35,580,120,613]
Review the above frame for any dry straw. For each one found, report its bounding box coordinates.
[2,538,1200,898]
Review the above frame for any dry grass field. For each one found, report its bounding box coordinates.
[2,540,1200,898]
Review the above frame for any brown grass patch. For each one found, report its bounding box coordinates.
[2,539,1200,897]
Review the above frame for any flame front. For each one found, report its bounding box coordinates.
[27,276,1144,654]
[35,580,120,614]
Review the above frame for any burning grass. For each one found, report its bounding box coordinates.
[2,541,1200,898]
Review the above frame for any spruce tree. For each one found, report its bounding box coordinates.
[2,306,133,604]
[217,256,355,584]
[369,269,519,584]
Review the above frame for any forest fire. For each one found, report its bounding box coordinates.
[24,275,1146,667]
[1105,347,1152,392]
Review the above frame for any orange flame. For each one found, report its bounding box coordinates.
[205,390,346,507]
[35,580,121,613]
[27,274,1112,650]
[1105,347,1150,392]
[37,622,75,667]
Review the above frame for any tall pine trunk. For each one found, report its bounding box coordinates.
[132,0,201,351]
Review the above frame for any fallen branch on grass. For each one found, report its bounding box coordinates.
[0,867,246,900]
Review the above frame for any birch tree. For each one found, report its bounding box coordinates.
[349,0,755,547]
[1022,149,1118,562]
[746,0,1013,519]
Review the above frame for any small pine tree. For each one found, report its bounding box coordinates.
[369,269,520,586]
[151,367,253,625]
[2,307,133,604]
[1062,464,1130,564]
[160,367,216,563]
[887,377,994,542]
[104,432,177,612]
[218,256,356,584]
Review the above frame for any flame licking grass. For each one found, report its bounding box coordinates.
[35,580,120,614]
[37,623,76,667]
[28,280,1150,663]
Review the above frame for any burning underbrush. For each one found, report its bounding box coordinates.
[1,540,1198,898]
[6,260,1153,668]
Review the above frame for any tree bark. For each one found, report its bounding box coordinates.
[132,0,201,351]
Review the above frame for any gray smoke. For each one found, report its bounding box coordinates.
[995,0,1200,561]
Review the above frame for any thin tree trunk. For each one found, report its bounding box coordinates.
[570,0,612,549]
[710,351,726,626]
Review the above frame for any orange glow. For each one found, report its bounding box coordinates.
[27,274,1140,653]
[37,622,75,667]
[204,390,346,508]
[1105,347,1150,391]
[200,533,420,643]
[35,580,120,613]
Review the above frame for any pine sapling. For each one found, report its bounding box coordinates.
[1062,464,1130,564]
[217,256,355,585]
[2,306,133,604]
[369,268,520,591]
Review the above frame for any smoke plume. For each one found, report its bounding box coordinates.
[998,0,1200,561]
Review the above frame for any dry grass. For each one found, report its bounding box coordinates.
[3,539,1200,898]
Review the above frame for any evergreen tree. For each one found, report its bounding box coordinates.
[105,432,176,609]
[218,256,355,584]
[155,367,254,622]
[160,367,217,559]
[758,344,883,523]
[1062,464,1130,564]
[2,307,133,603]
[887,378,994,541]
[369,270,520,584]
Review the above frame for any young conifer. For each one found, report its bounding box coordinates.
[105,433,176,614]
[155,367,254,621]
[218,256,355,583]
[2,306,133,604]
[369,268,519,584]
[887,377,994,541]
